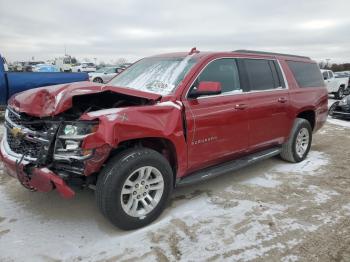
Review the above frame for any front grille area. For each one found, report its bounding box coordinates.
[7,109,21,125]
[4,107,54,162]
[7,131,43,159]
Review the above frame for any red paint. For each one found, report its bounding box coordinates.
[197,81,222,94]
[0,144,75,198]
[2,51,328,198]
[9,81,161,117]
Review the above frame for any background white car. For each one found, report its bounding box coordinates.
[54,55,74,72]
[88,66,124,83]
[72,62,97,73]
[321,69,350,99]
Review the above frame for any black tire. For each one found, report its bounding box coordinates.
[96,148,173,230]
[280,118,312,163]
[335,86,345,99]
[328,101,339,117]
[93,77,103,83]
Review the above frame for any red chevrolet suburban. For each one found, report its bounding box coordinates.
[0,49,328,229]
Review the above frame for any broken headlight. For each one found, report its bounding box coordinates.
[339,97,348,106]
[54,121,98,161]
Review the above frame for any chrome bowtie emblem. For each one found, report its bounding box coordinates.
[10,127,24,138]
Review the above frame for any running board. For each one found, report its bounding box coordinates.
[176,147,281,187]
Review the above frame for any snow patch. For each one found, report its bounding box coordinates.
[240,174,281,188]
[156,101,182,110]
[272,151,329,175]
[110,55,195,95]
[282,255,299,262]
[307,185,339,205]
[327,118,350,128]
[105,114,121,121]
[87,108,124,117]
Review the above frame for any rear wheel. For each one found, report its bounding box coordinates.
[280,118,312,163]
[93,77,103,83]
[96,148,173,230]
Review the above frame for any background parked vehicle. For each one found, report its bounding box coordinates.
[0,54,89,106]
[72,62,96,73]
[54,55,74,72]
[9,62,25,72]
[32,64,59,72]
[335,71,350,78]
[21,61,45,72]
[321,69,350,99]
[2,56,9,71]
[329,95,350,119]
[88,66,124,83]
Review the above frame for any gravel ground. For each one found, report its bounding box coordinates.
[1,100,350,262]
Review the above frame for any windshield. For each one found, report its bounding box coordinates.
[109,56,197,95]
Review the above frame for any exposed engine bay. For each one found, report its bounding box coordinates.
[53,91,155,121]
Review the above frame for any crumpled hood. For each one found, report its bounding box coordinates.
[9,81,162,117]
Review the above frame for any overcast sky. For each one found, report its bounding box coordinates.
[1,0,350,64]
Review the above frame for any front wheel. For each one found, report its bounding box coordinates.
[96,148,173,230]
[329,101,339,117]
[280,118,312,163]
[93,77,103,83]
[335,87,345,99]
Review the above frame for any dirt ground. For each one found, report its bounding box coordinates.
[1,102,350,261]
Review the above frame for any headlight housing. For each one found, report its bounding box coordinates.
[339,97,348,106]
[54,121,98,161]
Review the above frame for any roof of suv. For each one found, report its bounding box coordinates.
[151,49,312,62]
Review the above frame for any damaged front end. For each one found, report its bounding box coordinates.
[1,105,112,198]
[0,83,174,198]
[329,96,350,119]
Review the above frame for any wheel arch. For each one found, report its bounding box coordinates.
[110,137,178,185]
[296,110,315,130]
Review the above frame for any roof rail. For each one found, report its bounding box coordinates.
[233,50,310,60]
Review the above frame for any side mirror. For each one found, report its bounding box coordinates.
[189,81,222,98]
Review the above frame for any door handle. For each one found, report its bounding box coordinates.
[278,97,288,103]
[234,103,248,110]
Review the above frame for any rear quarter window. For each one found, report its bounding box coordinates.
[287,61,324,88]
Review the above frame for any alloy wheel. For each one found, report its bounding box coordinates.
[295,127,310,158]
[120,166,164,218]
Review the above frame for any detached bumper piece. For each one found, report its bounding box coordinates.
[30,168,75,198]
[0,139,75,198]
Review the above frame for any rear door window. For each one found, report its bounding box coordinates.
[242,59,283,91]
[287,61,324,88]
